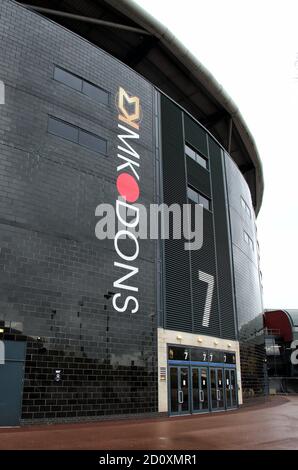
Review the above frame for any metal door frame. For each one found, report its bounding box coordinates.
[190,366,210,414]
[224,367,238,409]
[168,359,238,415]
[168,365,190,416]
[209,367,225,411]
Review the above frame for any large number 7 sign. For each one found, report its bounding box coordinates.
[199,271,214,327]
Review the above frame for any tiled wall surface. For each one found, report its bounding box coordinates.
[0,0,158,422]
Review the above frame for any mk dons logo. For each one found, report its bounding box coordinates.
[112,86,142,314]
[116,87,141,130]
[95,85,205,316]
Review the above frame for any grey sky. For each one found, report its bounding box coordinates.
[137,0,298,309]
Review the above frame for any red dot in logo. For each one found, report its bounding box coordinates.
[116,172,140,203]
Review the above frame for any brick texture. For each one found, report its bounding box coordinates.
[0,0,158,422]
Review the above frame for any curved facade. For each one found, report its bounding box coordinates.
[0,0,264,425]
[225,156,265,396]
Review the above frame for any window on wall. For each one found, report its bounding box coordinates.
[53,66,109,105]
[241,196,251,218]
[187,185,211,210]
[185,144,208,169]
[48,116,107,155]
[243,230,254,250]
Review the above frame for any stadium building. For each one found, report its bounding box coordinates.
[264,309,298,394]
[0,0,265,425]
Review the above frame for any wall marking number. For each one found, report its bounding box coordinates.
[199,271,214,327]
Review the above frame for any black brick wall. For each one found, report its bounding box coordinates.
[0,0,157,422]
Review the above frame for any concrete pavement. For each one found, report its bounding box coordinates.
[0,396,297,450]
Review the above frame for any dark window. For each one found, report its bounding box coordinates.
[53,67,82,92]
[187,186,199,203]
[185,145,196,161]
[82,81,109,105]
[48,117,78,143]
[208,350,222,363]
[199,193,210,210]
[185,144,208,169]
[168,346,190,361]
[191,348,209,362]
[197,154,207,169]
[187,186,211,210]
[54,66,109,105]
[48,116,107,155]
[79,129,107,154]
[224,352,236,364]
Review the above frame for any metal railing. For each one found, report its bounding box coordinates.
[264,328,281,337]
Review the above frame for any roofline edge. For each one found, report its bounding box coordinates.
[105,0,264,214]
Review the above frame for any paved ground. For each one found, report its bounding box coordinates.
[0,396,297,450]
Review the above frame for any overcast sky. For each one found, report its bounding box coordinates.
[137,0,298,309]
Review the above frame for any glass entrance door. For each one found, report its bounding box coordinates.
[210,368,225,411]
[192,367,209,412]
[225,369,238,409]
[169,366,190,415]
[168,346,238,415]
